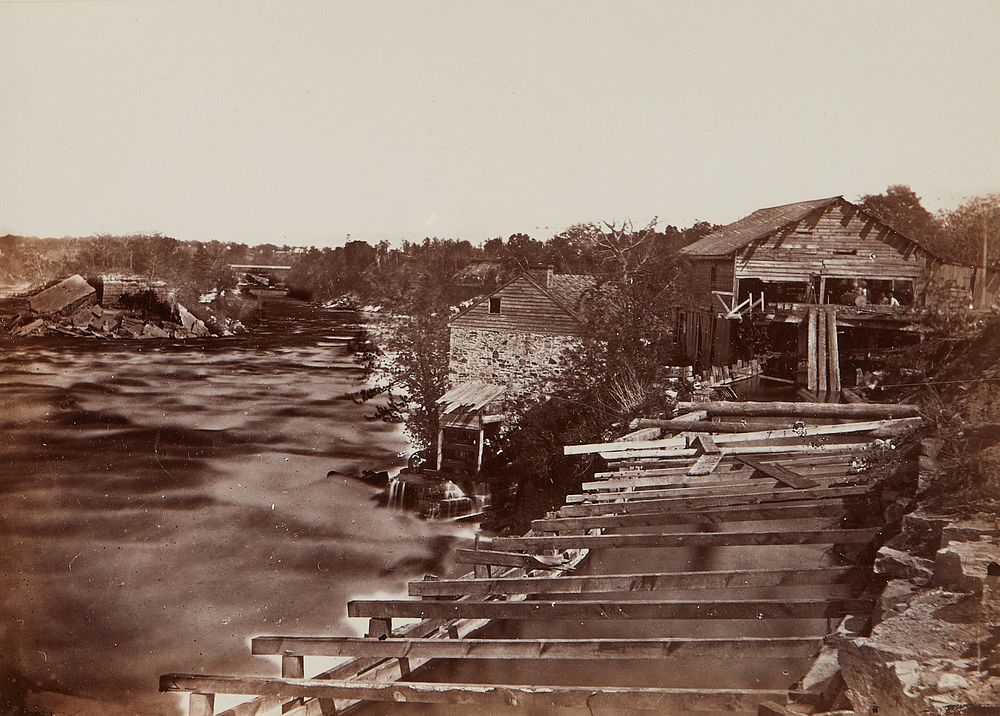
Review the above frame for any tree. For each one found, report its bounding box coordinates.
[858,185,943,254]
[939,194,1000,266]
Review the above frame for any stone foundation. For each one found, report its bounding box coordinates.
[448,326,579,394]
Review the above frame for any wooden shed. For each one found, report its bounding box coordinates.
[675,196,959,370]
[435,381,507,474]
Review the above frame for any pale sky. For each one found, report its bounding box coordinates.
[2,1,999,247]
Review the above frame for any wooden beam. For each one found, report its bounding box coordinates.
[565,475,862,504]
[252,636,825,660]
[408,567,866,598]
[488,528,878,551]
[737,456,819,490]
[584,468,755,491]
[633,418,794,434]
[453,549,571,570]
[694,433,720,454]
[597,443,871,461]
[161,674,803,712]
[675,400,920,419]
[533,500,858,533]
[687,452,724,476]
[558,484,871,517]
[807,307,818,392]
[816,307,828,395]
[827,306,841,393]
[346,597,873,621]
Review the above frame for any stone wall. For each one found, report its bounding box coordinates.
[448,325,579,394]
[101,275,169,307]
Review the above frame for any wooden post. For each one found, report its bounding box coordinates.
[435,426,444,471]
[819,276,827,304]
[189,693,215,716]
[806,307,818,393]
[827,307,841,393]
[475,415,485,475]
[367,618,392,639]
[281,655,305,714]
[816,307,827,395]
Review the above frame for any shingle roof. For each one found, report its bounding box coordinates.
[437,380,506,414]
[679,196,842,258]
[547,274,597,311]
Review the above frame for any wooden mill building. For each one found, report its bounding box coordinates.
[675,195,963,386]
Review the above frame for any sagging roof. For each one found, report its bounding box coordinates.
[547,274,597,310]
[679,196,842,258]
[437,381,506,414]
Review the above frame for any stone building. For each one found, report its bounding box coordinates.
[448,268,595,395]
[100,274,170,307]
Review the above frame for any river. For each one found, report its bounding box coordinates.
[0,298,468,715]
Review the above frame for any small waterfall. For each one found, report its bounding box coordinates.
[386,477,407,510]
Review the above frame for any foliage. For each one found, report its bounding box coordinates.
[859,185,942,251]
[938,193,1000,265]
[355,310,451,460]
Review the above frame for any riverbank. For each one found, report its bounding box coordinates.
[0,297,471,715]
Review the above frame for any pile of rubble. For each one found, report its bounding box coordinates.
[3,274,243,340]
[835,438,1000,714]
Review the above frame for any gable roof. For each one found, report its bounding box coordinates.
[679,196,842,258]
[449,270,597,324]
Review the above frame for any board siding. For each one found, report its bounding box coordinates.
[451,274,585,336]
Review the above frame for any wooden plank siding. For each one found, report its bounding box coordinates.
[734,201,932,285]
[450,274,585,336]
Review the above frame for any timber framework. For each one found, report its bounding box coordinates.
[160,400,918,715]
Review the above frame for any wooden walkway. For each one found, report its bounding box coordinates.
[161,401,917,715]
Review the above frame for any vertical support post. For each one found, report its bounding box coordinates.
[318,700,339,716]
[189,693,215,716]
[816,307,828,396]
[827,307,841,393]
[281,654,305,714]
[436,425,444,471]
[366,617,392,639]
[475,414,485,475]
[806,307,818,393]
[819,276,827,304]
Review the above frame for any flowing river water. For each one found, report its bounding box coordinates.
[0,298,470,715]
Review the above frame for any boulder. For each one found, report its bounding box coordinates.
[28,275,95,314]
[934,538,1000,593]
[191,319,210,337]
[176,304,198,331]
[888,510,952,556]
[71,305,94,328]
[142,323,169,339]
[118,317,145,338]
[875,546,934,584]
[941,515,1000,544]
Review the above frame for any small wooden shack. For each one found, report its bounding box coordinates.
[435,381,506,474]
[675,196,961,373]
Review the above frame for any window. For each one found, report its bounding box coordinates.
[489,297,501,314]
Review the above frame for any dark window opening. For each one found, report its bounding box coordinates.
[489,297,501,314]
[833,249,858,256]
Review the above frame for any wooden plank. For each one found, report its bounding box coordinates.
[570,473,862,502]
[533,500,858,532]
[738,456,819,490]
[807,307,818,393]
[827,306,842,393]
[816,306,828,394]
[633,418,793,434]
[687,452,724,476]
[454,549,573,570]
[347,597,873,621]
[161,674,802,712]
[585,469,756,491]
[695,433,721,454]
[408,567,866,598]
[597,442,871,460]
[558,484,871,517]
[675,400,920,419]
[252,636,825,660]
[488,528,878,551]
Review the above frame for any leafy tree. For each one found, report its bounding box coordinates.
[939,194,1000,266]
[858,185,942,251]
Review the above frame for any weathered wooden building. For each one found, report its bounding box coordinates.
[448,268,595,394]
[675,196,966,380]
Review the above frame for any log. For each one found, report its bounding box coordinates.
[408,566,866,598]
[674,400,920,419]
[807,307,819,392]
[816,308,828,394]
[827,306,842,393]
[631,418,794,433]
[347,597,874,621]
[160,674,804,712]
[252,635,825,660]
[488,528,879,551]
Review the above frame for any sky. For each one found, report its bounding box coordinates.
[2,0,999,248]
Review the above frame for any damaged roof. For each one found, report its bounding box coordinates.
[679,196,842,258]
[437,381,506,414]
